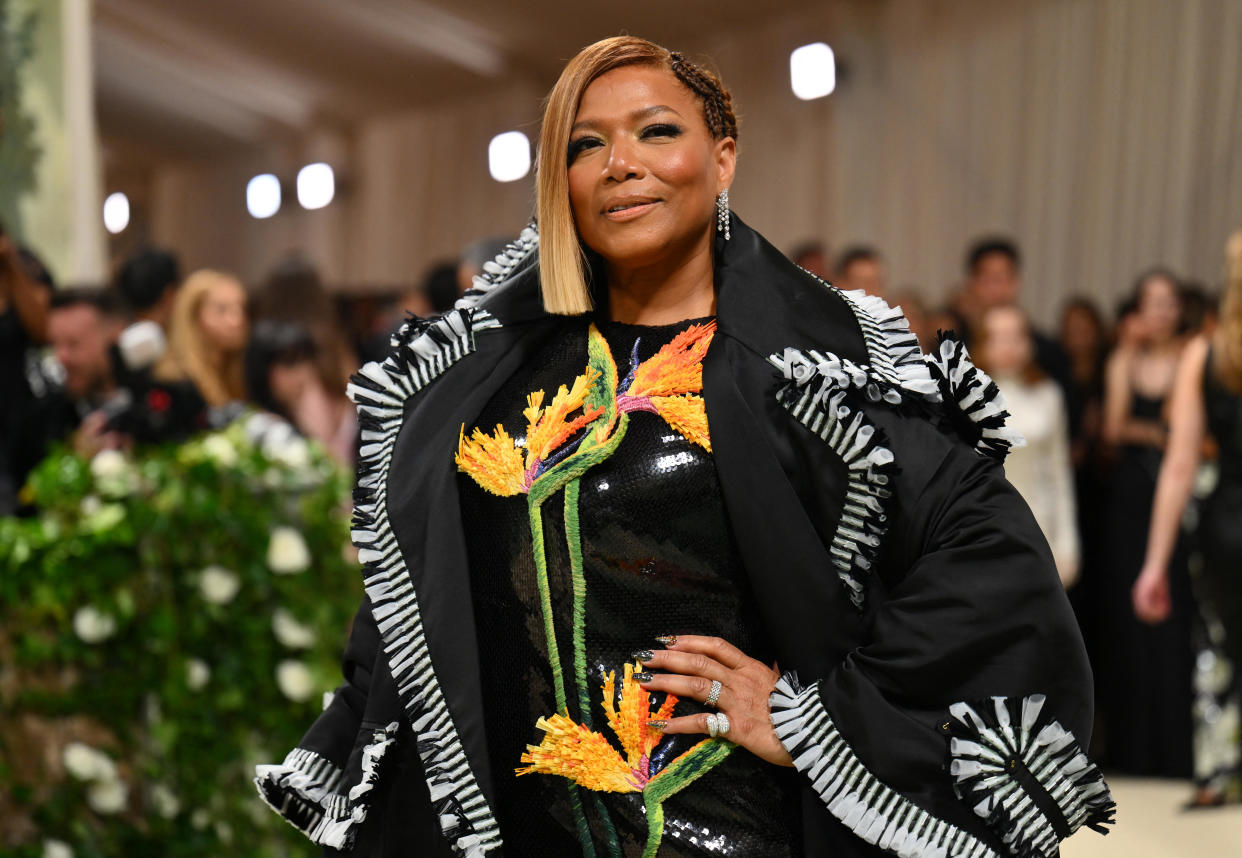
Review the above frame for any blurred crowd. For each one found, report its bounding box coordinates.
[2,223,1238,801]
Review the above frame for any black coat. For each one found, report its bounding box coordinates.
[256,216,1112,858]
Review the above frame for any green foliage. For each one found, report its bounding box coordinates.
[0,415,358,857]
[0,0,42,238]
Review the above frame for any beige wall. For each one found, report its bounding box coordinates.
[127,0,1242,330]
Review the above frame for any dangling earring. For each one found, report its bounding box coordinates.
[716,189,731,240]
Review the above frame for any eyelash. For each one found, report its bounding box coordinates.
[567,123,684,162]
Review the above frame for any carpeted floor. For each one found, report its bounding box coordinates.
[1061,777,1242,857]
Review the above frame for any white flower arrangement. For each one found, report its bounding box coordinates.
[86,778,128,815]
[275,659,314,702]
[198,566,240,605]
[72,606,117,644]
[186,658,211,691]
[89,449,128,481]
[200,433,240,468]
[62,742,117,782]
[267,526,310,574]
[42,839,73,858]
[271,608,315,649]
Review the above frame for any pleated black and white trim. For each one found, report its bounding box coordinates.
[254,747,345,841]
[826,284,941,400]
[923,334,1025,461]
[459,222,539,307]
[345,307,507,856]
[769,348,898,608]
[945,696,1115,858]
[770,674,999,858]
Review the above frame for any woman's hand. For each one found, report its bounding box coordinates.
[636,634,793,767]
[1132,563,1172,624]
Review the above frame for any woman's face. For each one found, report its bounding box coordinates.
[199,278,248,354]
[1060,306,1100,357]
[1137,275,1181,343]
[981,306,1033,377]
[567,64,735,272]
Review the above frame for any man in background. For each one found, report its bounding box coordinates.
[834,245,887,299]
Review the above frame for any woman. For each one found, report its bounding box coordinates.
[1098,268,1196,776]
[245,319,358,467]
[1134,230,1242,803]
[256,37,1110,857]
[156,269,248,411]
[977,305,1078,587]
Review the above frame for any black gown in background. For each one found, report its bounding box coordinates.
[1198,353,1242,676]
[1099,391,1194,776]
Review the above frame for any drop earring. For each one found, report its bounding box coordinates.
[716,189,730,240]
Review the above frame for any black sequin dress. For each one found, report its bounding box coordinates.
[457,316,802,857]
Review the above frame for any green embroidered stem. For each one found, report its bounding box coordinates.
[564,478,591,725]
[590,793,622,857]
[567,782,596,858]
[641,740,735,858]
[527,497,568,713]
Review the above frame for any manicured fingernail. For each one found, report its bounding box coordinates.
[654,635,677,646]
[633,672,654,682]
[631,649,655,662]
[647,720,667,730]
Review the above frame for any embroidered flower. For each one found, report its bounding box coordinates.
[517,662,680,792]
[617,322,715,451]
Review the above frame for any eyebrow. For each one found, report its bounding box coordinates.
[571,104,684,134]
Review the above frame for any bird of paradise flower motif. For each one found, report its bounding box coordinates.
[616,321,715,452]
[519,663,733,857]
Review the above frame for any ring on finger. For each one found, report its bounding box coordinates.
[705,679,722,709]
[706,712,731,738]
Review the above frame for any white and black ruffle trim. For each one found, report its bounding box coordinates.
[769,348,897,609]
[343,306,508,856]
[944,696,1115,858]
[832,287,941,400]
[770,674,1000,858]
[458,222,539,308]
[923,334,1025,461]
[254,723,400,849]
[254,747,344,840]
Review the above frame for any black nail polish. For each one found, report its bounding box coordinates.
[654,635,678,646]
[631,649,655,662]
[633,672,654,682]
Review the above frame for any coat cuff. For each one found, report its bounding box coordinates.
[770,673,999,858]
[944,696,1115,857]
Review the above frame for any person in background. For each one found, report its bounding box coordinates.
[960,236,1073,405]
[0,234,53,513]
[977,304,1079,587]
[1099,266,1194,776]
[833,245,886,299]
[456,236,513,296]
[245,320,358,468]
[789,240,829,279]
[1133,230,1242,806]
[115,247,180,332]
[155,269,248,413]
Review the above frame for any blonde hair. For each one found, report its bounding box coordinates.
[156,269,247,407]
[1215,229,1242,392]
[536,36,738,315]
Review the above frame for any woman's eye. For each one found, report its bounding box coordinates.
[642,123,682,139]
[567,137,601,162]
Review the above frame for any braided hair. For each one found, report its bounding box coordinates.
[668,51,739,142]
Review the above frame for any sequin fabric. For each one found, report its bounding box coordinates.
[457,317,802,856]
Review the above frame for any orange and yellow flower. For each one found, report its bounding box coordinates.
[517,662,679,792]
[617,321,715,452]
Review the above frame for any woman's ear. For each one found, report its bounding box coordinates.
[715,136,737,194]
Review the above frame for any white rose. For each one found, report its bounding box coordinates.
[73,606,117,644]
[150,783,180,818]
[90,449,127,480]
[199,566,240,605]
[242,411,281,443]
[186,658,211,690]
[190,808,210,830]
[42,839,73,858]
[86,778,128,815]
[267,527,310,574]
[62,742,117,782]
[80,495,101,516]
[275,660,314,702]
[83,502,126,533]
[201,434,239,468]
[265,433,311,470]
[272,608,316,649]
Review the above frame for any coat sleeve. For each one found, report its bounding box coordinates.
[769,430,1114,858]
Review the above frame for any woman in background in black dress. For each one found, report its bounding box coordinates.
[1135,229,1242,803]
[1099,269,1193,775]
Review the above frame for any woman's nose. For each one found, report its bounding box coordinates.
[604,138,642,182]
